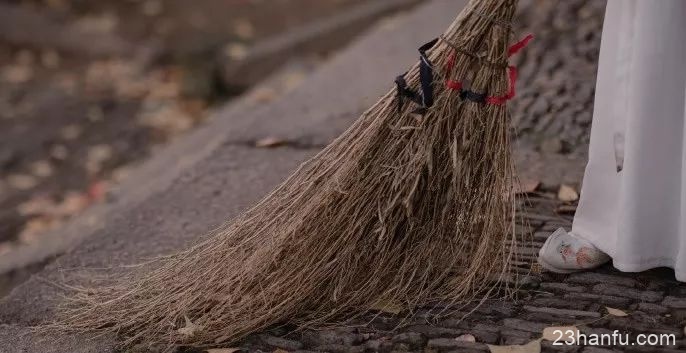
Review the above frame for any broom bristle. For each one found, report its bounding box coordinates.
[50,0,523,350]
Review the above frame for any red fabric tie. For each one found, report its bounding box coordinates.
[486,65,517,106]
[507,34,534,57]
[443,34,533,106]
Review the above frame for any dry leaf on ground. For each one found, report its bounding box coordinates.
[542,326,579,343]
[487,338,541,353]
[177,315,203,337]
[606,307,628,317]
[233,19,255,39]
[558,184,579,202]
[255,137,288,148]
[272,349,289,353]
[225,43,248,60]
[515,179,541,194]
[455,334,476,342]
[206,349,240,353]
[370,299,403,314]
[7,174,38,190]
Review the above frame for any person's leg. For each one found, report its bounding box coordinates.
[540,0,686,275]
[538,0,631,272]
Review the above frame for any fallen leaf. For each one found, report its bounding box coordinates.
[515,179,540,194]
[177,316,203,338]
[540,138,563,154]
[370,299,403,314]
[557,184,579,202]
[18,196,56,216]
[542,326,578,343]
[281,71,305,90]
[7,174,39,190]
[1,65,33,83]
[250,87,277,103]
[255,137,288,148]
[85,144,113,174]
[232,19,255,40]
[206,349,240,353]
[31,160,54,178]
[54,192,90,217]
[455,334,476,342]
[41,50,61,69]
[15,50,35,65]
[487,338,541,353]
[18,217,63,244]
[225,43,249,61]
[87,106,105,122]
[60,124,83,140]
[73,13,118,33]
[50,144,69,160]
[272,349,289,353]
[606,307,628,317]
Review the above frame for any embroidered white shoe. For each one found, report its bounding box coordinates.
[538,228,610,274]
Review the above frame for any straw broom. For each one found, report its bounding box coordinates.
[53,0,531,350]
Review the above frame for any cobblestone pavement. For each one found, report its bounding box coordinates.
[511,0,605,156]
[229,1,686,353]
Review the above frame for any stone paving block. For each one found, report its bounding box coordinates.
[427,338,486,351]
[563,293,632,308]
[667,309,686,322]
[539,282,587,294]
[582,347,620,353]
[502,318,547,334]
[523,305,601,318]
[592,284,663,303]
[566,272,638,288]
[260,334,304,351]
[392,342,411,351]
[662,296,686,309]
[312,343,365,353]
[624,348,683,353]
[391,332,425,348]
[529,296,591,311]
[522,312,580,326]
[469,330,499,345]
[499,328,534,339]
[500,336,531,345]
[603,317,683,338]
[634,302,669,315]
[534,231,551,242]
[401,325,461,338]
[302,330,364,347]
[578,326,615,338]
[540,340,581,352]
[365,339,393,352]
[473,302,517,317]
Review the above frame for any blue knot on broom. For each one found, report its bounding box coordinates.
[395,38,438,115]
[396,33,534,114]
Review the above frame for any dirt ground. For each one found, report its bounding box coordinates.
[0,0,394,258]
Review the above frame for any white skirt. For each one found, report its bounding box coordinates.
[572,0,686,280]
